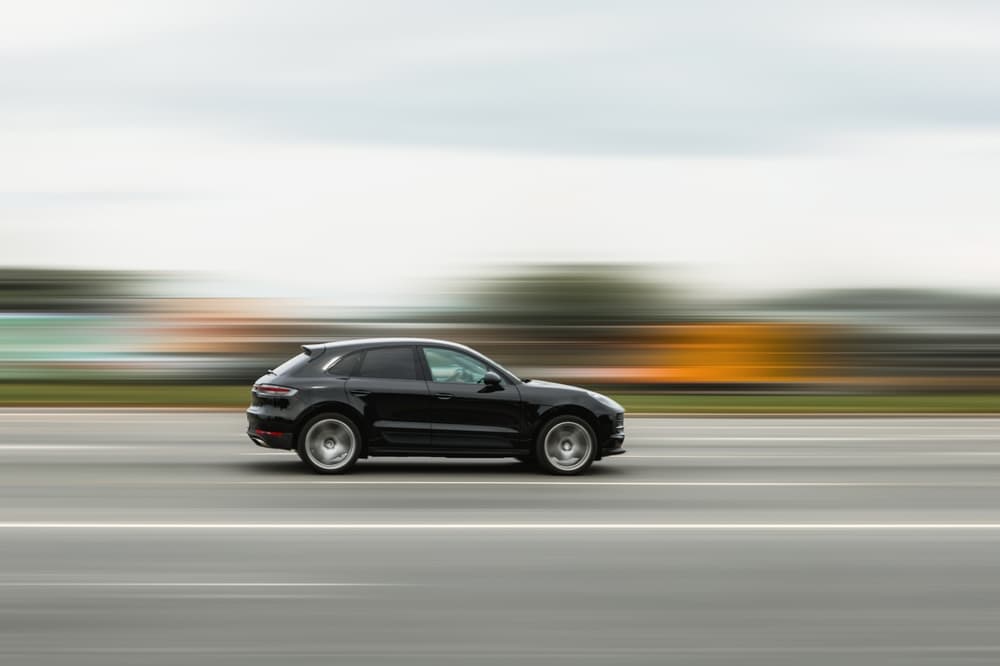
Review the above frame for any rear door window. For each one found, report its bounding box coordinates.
[357,347,418,380]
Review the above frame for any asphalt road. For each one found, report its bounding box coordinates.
[1,410,999,665]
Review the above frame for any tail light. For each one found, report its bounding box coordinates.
[253,384,298,397]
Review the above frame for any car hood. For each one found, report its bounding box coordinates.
[524,379,587,393]
[525,379,623,412]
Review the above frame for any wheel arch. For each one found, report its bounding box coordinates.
[294,401,368,456]
[532,404,599,444]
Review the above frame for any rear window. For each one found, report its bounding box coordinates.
[327,352,362,377]
[357,347,418,380]
[270,352,308,376]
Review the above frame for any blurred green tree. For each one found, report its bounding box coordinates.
[0,269,151,312]
[451,263,679,325]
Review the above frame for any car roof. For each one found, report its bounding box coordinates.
[302,337,475,355]
[300,337,521,382]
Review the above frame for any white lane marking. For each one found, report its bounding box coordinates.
[222,480,973,487]
[627,435,1000,441]
[625,420,1000,435]
[0,445,127,451]
[0,411,234,417]
[627,422,1000,427]
[622,452,1000,459]
[0,416,193,420]
[625,421,1000,427]
[2,522,1000,530]
[0,445,227,452]
[0,582,394,587]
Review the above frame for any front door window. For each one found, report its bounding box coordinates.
[422,347,490,384]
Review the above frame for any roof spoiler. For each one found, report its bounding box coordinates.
[301,343,327,357]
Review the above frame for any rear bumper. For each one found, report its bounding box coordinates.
[246,427,294,449]
[246,411,295,450]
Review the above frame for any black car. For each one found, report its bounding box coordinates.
[246,338,625,475]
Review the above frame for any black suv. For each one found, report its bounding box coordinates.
[247,338,626,475]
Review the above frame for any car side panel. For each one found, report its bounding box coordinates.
[427,382,524,450]
[345,377,434,448]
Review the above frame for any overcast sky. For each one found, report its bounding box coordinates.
[2,0,999,304]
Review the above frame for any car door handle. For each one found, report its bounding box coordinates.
[350,389,371,397]
[435,393,453,400]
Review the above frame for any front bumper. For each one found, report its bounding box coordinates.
[599,431,626,458]
[597,410,626,458]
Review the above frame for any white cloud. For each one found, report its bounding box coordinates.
[0,1,225,51]
[2,126,1000,302]
[3,1,1000,300]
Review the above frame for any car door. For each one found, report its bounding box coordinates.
[345,346,433,450]
[420,346,523,451]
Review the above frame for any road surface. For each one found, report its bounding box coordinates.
[1,410,999,664]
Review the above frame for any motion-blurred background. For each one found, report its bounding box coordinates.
[2,265,998,411]
[2,1,999,412]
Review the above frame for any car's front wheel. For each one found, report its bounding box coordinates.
[535,415,596,475]
[296,413,361,474]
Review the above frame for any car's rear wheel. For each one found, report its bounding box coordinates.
[535,416,596,475]
[296,413,361,474]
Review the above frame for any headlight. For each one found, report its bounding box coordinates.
[586,390,623,411]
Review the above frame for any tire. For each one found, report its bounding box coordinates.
[535,415,596,475]
[296,413,361,474]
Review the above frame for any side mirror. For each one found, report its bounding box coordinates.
[483,371,502,387]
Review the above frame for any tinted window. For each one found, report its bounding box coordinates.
[328,352,361,377]
[271,352,308,376]
[358,347,418,380]
[423,347,490,384]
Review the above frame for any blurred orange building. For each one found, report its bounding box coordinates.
[660,323,833,385]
